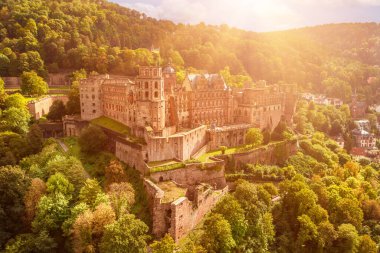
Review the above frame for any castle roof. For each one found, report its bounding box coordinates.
[187,73,228,90]
[163,65,175,74]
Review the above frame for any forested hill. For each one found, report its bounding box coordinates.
[0,0,380,102]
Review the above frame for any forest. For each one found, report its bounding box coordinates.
[0,0,380,102]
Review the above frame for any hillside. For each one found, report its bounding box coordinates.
[0,0,380,102]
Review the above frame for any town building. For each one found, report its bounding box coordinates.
[352,129,376,149]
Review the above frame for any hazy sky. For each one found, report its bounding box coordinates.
[111,0,380,31]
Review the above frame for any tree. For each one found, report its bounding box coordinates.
[0,53,10,76]
[335,224,360,253]
[67,69,86,115]
[0,77,6,108]
[27,124,44,154]
[72,203,116,253]
[0,131,29,166]
[32,193,70,233]
[4,93,27,109]
[44,155,87,194]
[0,166,31,247]
[104,160,127,189]
[213,194,247,243]
[245,128,263,147]
[108,182,135,219]
[150,234,177,253]
[296,215,318,249]
[79,126,107,154]
[0,107,31,134]
[79,179,103,209]
[46,173,74,199]
[47,100,66,121]
[24,178,46,226]
[99,214,149,253]
[201,213,236,253]
[20,71,48,96]
[4,230,57,253]
[358,235,377,253]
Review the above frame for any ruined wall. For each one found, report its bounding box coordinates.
[169,186,228,241]
[143,180,171,238]
[28,97,53,119]
[146,125,207,162]
[28,96,69,120]
[3,77,21,88]
[115,140,148,174]
[48,73,70,86]
[150,160,227,188]
[208,124,250,151]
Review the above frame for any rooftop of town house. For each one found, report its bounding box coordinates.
[156,181,187,203]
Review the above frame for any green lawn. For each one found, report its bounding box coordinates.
[91,116,131,135]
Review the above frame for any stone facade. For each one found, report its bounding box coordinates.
[63,115,89,137]
[28,95,68,120]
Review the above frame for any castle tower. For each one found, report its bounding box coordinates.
[136,66,166,132]
[163,62,177,94]
[79,74,106,121]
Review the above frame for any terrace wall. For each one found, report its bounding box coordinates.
[146,125,207,162]
[149,160,227,188]
[218,140,298,169]
[115,139,148,174]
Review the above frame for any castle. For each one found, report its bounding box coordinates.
[80,65,297,166]
[79,65,297,241]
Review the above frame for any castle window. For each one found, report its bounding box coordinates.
[93,110,96,113]
[145,91,149,98]
[145,82,149,89]
[154,91,158,98]
[155,81,158,89]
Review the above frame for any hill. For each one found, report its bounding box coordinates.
[0,0,379,102]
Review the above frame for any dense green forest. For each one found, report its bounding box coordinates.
[0,0,380,102]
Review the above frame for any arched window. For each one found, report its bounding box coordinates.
[154,91,158,98]
[155,81,158,89]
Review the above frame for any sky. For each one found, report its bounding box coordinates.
[111,0,380,32]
